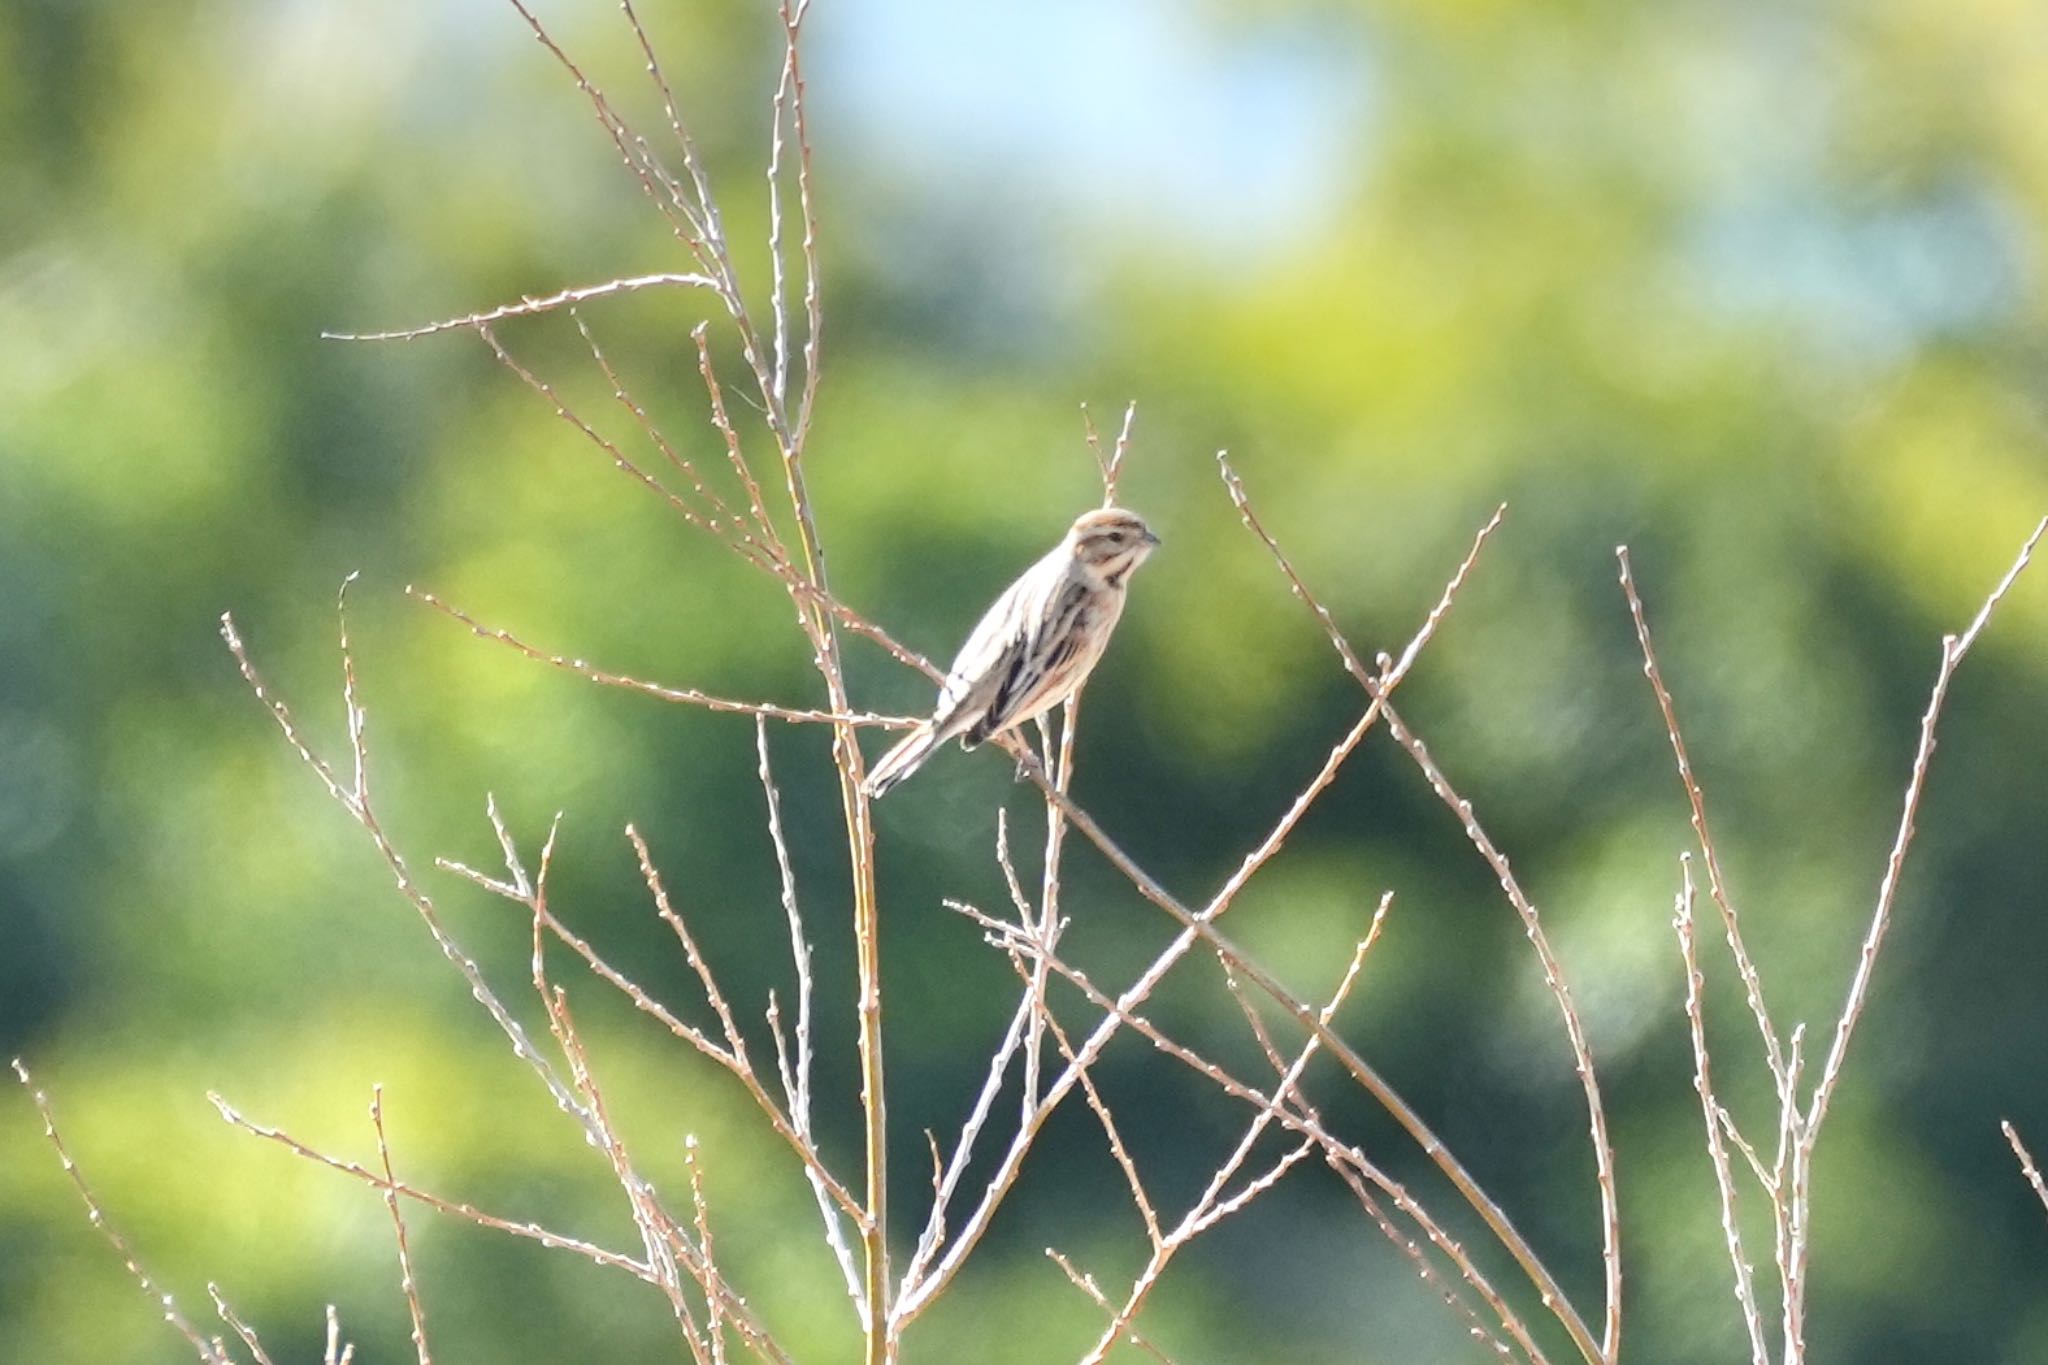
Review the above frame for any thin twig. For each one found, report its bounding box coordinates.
[1616,547,1787,1089]
[1673,858,1770,1365]
[1805,517,2048,1134]
[211,1093,652,1277]
[323,273,717,343]
[409,588,914,728]
[207,1285,278,1365]
[371,1087,434,1365]
[951,908,1550,1364]
[1218,460,1617,1362]
[1046,1251,1178,1365]
[11,1061,231,1365]
[2002,1122,2048,1225]
[686,1137,728,1365]
[1080,923,1380,1364]
[1037,994,1161,1246]
[325,1305,353,1365]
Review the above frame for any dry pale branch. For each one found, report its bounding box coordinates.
[1673,859,1770,1365]
[326,14,885,1334]
[209,1093,652,1279]
[685,1137,729,1365]
[370,1087,434,1365]
[949,903,1550,1364]
[544,986,712,1358]
[217,591,789,1361]
[1036,998,1162,1247]
[1071,922,1379,1364]
[1046,1251,1178,1365]
[11,1060,233,1365]
[753,719,865,1307]
[1618,515,2045,1364]
[1224,960,1524,1365]
[206,1284,278,1365]
[574,312,784,557]
[1616,549,1787,1086]
[1778,516,2047,1355]
[2002,1122,2048,1225]
[436,818,868,1232]
[409,589,913,729]
[322,273,718,343]
[1021,701,1080,1121]
[1082,401,1139,508]
[1220,909,1526,1365]
[1218,460,1617,1362]
[1805,517,2048,1134]
[221,585,600,1138]
[325,1304,354,1365]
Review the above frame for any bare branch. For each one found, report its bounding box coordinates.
[1081,910,1382,1363]
[630,826,752,1064]
[756,728,870,1311]
[1616,547,1787,1087]
[1036,990,1160,1247]
[1673,858,1770,1365]
[409,588,914,728]
[1082,402,1139,507]
[371,1088,434,1365]
[692,324,783,550]
[685,1137,729,1365]
[2002,1122,2048,1225]
[1217,461,1617,1362]
[323,273,717,343]
[948,910,1550,1364]
[1805,516,2048,1135]
[1046,1251,1178,1365]
[325,1305,352,1365]
[11,1061,231,1365]
[211,1092,651,1277]
[206,1286,277,1365]
[575,311,785,563]
[220,599,603,1149]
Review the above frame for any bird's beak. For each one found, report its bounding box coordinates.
[1142,529,1162,547]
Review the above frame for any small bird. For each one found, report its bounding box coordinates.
[865,506,1161,798]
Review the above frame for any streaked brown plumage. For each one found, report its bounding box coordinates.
[864,507,1160,798]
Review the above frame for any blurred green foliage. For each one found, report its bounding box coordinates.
[3,0,2047,1360]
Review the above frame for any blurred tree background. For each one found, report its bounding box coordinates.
[3,0,2046,1360]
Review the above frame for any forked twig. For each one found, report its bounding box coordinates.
[1046,1251,1178,1365]
[1805,517,2048,1134]
[1218,459,1615,1362]
[210,1092,653,1279]
[1673,859,1769,1365]
[206,1284,278,1365]
[950,904,1550,1364]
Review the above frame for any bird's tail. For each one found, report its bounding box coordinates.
[864,722,941,799]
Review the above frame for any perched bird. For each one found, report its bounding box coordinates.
[864,506,1161,797]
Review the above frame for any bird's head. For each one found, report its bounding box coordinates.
[1068,506,1160,583]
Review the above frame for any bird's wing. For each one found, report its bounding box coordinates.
[927,554,1053,739]
[972,576,1095,744]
